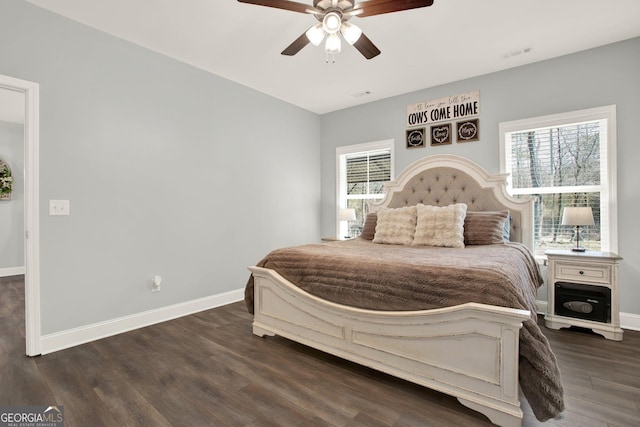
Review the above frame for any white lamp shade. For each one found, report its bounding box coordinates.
[340,22,362,45]
[325,33,341,53]
[306,23,325,46]
[561,207,595,226]
[339,208,356,221]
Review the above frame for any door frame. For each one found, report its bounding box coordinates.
[0,74,40,356]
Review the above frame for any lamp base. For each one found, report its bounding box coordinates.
[571,247,587,252]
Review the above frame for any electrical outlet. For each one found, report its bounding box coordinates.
[152,275,162,292]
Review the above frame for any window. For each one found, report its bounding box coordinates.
[500,106,617,258]
[337,140,394,237]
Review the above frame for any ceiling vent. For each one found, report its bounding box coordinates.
[352,91,372,98]
[502,47,533,59]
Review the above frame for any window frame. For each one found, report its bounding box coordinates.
[499,105,618,256]
[336,139,394,237]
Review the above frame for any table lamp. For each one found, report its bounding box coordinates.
[561,207,594,252]
[339,208,356,238]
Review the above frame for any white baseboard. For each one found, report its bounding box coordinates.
[620,312,640,331]
[0,266,25,278]
[536,299,640,332]
[536,300,548,315]
[40,288,245,355]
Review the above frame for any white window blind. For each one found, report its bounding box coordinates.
[346,150,391,198]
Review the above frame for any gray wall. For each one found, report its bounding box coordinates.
[320,37,640,315]
[0,120,24,270]
[0,0,321,334]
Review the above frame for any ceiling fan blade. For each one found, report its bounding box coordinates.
[237,0,315,14]
[354,0,434,18]
[353,32,381,59]
[281,32,311,56]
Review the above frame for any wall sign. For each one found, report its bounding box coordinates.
[406,128,425,149]
[456,118,480,143]
[407,91,480,127]
[430,124,452,146]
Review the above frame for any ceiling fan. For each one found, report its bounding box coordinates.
[237,0,435,60]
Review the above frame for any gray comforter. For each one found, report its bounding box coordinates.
[245,238,564,421]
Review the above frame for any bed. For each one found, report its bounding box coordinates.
[245,154,564,426]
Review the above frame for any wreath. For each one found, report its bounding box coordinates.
[0,161,13,197]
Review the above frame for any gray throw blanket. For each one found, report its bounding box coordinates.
[245,239,564,421]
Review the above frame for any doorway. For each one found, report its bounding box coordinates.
[0,74,40,356]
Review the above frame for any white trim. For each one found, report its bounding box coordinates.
[605,106,618,252]
[621,312,640,332]
[0,267,25,278]
[536,300,548,315]
[40,288,245,355]
[537,300,640,332]
[335,139,395,156]
[0,74,40,357]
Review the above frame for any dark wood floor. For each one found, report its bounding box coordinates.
[1,275,639,426]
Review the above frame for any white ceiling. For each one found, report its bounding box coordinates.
[22,0,640,114]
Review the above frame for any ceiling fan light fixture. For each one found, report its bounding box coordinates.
[340,22,362,45]
[240,0,436,60]
[322,12,342,34]
[325,33,341,53]
[306,23,325,46]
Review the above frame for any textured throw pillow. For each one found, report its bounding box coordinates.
[372,206,417,245]
[412,203,467,248]
[464,210,510,245]
[359,212,377,240]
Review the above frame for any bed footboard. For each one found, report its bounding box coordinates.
[249,266,530,427]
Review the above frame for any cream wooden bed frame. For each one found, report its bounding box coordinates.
[249,154,535,427]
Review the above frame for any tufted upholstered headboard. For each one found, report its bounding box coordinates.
[370,154,534,249]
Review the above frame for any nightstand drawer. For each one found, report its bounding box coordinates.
[554,262,610,285]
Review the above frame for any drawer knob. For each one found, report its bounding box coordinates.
[579,271,585,275]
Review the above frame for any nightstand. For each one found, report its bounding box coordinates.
[545,250,623,341]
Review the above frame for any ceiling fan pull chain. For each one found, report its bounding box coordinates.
[325,52,336,64]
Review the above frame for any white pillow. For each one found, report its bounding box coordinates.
[412,203,467,248]
[372,206,417,245]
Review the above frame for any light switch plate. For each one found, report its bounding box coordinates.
[49,200,70,216]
